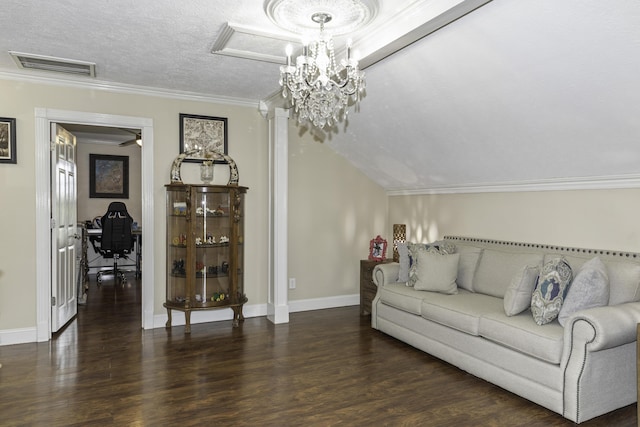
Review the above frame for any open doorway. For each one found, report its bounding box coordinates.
[62,124,142,305]
[35,109,155,342]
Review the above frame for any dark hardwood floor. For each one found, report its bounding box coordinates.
[0,275,636,426]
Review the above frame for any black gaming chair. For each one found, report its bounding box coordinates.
[97,202,134,284]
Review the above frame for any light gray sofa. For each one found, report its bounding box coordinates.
[371,236,640,423]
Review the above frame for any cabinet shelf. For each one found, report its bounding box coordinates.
[170,272,231,279]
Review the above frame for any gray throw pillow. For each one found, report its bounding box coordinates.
[408,241,456,287]
[557,257,609,326]
[531,257,573,325]
[413,252,460,294]
[504,265,539,316]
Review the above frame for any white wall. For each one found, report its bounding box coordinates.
[388,189,640,252]
[0,76,388,338]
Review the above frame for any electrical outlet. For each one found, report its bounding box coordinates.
[289,278,296,289]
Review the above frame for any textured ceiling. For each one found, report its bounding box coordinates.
[1,0,639,192]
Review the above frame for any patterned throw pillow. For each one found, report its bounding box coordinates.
[407,241,456,287]
[531,257,573,325]
[397,242,411,283]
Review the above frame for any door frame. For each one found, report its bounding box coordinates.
[35,108,154,341]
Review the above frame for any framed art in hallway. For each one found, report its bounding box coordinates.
[90,154,129,198]
[0,117,16,164]
[179,113,228,163]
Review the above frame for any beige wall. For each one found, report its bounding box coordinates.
[0,77,386,336]
[0,78,269,330]
[389,189,640,252]
[76,141,142,224]
[288,125,388,300]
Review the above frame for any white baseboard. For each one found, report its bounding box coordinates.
[152,295,359,328]
[0,327,37,346]
[152,302,269,329]
[289,294,360,313]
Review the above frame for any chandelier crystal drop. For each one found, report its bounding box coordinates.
[279,12,366,128]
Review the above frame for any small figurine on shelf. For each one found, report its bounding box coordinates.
[195,237,202,245]
[207,233,214,244]
[196,262,205,273]
[211,292,227,302]
[173,202,187,216]
[219,235,229,243]
[172,259,185,275]
[221,261,229,274]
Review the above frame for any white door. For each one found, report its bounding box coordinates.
[51,123,78,332]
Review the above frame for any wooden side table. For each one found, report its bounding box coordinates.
[360,259,391,315]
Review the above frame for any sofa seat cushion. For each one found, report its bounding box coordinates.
[379,283,426,315]
[420,291,504,336]
[479,311,564,364]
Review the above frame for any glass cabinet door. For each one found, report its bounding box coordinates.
[234,190,245,304]
[166,187,188,305]
[193,187,231,306]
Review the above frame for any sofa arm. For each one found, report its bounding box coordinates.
[373,263,400,287]
[564,302,640,352]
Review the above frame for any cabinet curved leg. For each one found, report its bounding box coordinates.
[232,306,245,327]
[165,308,172,329]
[185,310,191,334]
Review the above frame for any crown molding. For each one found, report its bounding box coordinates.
[258,88,288,118]
[0,70,260,108]
[386,174,640,196]
[357,0,493,69]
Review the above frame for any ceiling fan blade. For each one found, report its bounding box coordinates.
[119,138,139,146]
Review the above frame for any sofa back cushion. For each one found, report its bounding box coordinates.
[474,249,544,298]
[545,254,640,305]
[455,245,483,292]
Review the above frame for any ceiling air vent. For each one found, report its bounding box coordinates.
[9,51,96,77]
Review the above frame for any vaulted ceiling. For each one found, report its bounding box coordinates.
[2,0,639,193]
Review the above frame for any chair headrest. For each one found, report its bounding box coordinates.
[106,202,129,213]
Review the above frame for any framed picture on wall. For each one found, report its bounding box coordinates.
[369,235,388,261]
[179,113,228,163]
[0,117,17,164]
[90,154,129,198]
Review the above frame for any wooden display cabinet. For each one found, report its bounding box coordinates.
[164,183,248,332]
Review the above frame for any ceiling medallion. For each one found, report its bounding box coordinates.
[265,0,378,36]
[265,0,378,128]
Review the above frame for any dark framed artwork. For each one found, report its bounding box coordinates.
[179,113,228,163]
[369,235,388,261]
[0,117,16,164]
[89,154,129,198]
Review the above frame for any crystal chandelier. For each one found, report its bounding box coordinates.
[279,12,365,128]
